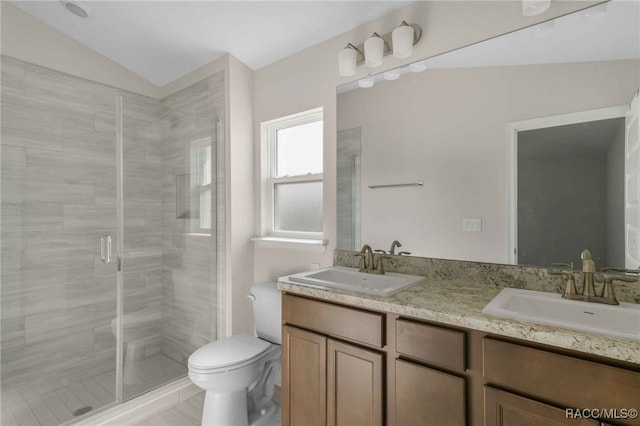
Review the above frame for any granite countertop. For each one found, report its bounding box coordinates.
[278,276,640,364]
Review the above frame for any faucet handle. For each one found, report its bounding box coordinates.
[600,275,636,305]
[601,267,640,275]
[549,270,578,297]
[375,255,391,275]
[354,252,367,272]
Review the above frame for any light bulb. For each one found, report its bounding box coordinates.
[384,70,400,81]
[522,0,551,17]
[364,34,384,68]
[409,62,427,73]
[358,76,375,88]
[392,23,414,59]
[338,46,357,77]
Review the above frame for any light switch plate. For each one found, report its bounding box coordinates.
[463,217,482,232]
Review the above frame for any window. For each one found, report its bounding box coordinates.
[190,137,212,234]
[262,108,323,239]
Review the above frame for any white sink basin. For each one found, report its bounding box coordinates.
[482,288,640,340]
[286,266,424,297]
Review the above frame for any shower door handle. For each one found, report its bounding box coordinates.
[100,235,112,264]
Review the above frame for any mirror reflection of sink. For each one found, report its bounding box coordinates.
[482,288,640,340]
[286,266,424,297]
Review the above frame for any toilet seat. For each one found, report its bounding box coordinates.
[188,334,271,374]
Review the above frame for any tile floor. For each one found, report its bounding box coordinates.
[137,392,282,426]
[1,354,186,426]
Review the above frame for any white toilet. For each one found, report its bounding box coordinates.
[188,282,281,426]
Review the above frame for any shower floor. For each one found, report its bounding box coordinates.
[1,354,186,426]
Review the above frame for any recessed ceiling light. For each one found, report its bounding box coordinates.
[60,0,90,18]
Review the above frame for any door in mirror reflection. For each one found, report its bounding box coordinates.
[516,116,625,269]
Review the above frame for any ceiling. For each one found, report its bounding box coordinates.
[10,0,410,87]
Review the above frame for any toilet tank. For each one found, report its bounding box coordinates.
[250,281,281,344]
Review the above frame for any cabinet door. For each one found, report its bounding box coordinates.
[282,325,326,426]
[327,339,384,426]
[395,359,466,426]
[485,387,599,426]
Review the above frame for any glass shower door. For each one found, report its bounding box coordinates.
[1,57,119,424]
[119,93,189,400]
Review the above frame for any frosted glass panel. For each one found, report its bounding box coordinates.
[275,181,323,232]
[276,121,323,177]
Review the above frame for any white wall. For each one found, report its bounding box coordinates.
[252,0,600,282]
[337,60,639,264]
[228,56,256,335]
[1,2,160,98]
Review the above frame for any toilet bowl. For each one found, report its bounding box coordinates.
[111,307,162,384]
[188,282,281,426]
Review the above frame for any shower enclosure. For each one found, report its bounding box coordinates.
[1,55,225,425]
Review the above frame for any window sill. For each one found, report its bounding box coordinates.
[251,236,328,252]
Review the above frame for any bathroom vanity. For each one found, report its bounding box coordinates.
[278,274,640,426]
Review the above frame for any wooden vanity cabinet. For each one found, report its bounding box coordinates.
[483,338,640,426]
[394,318,468,426]
[282,295,385,426]
[327,339,384,426]
[484,387,599,426]
[282,292,640,426]
[282,325,327,426]
[395,359,466,425]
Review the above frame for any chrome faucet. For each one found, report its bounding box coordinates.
[581,249,597,298]
[389,240,402,255]
[355,244,388,274]
[357,244,375,273]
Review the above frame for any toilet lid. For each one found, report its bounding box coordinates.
[188,334,271,371]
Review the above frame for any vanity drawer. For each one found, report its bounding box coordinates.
[282,294,384,347]
[483,338,640,425]
[396,318,466,372]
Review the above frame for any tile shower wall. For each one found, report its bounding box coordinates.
[159,72,224,364]
[121,93,164,365]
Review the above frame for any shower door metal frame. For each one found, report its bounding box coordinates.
[115,94,124,403]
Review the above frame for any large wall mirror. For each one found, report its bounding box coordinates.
[336,1,640,270]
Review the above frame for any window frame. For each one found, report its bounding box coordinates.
[190,136,213,235]
[261,108,324,240]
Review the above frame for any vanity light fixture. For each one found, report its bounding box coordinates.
[392,21,415,58]
[383,69,400,81]
[338,43,360,77]
[338,22,422,77]
[522,0,551,17]
[408,61,427,73]
[358,75,375,89]
[364,33,385,68]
